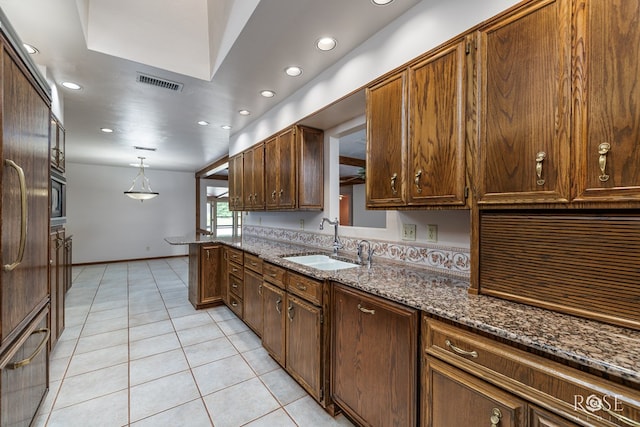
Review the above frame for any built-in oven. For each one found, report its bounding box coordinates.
[50,170,66,226]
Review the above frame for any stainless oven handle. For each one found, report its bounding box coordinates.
[7,328,50,369]
[3,159,28,271]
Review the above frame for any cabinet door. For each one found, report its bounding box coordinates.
[200,245,222,305]
[529,405,579,427]
[286,294,321,401]
[1,45,50,348]
[251,143,265,209]
[264,136,279,209]
[277,128,296,209]
[228,154,243,211]
[243,269,263,336]
[408,41,467,207]
[332,283,418,427]
[366,72,406,207]
[476,0,571,205]
[424,357,526,427]
[221,248,229,305]
[242,148,255,209]
[573,0,640,202]
[261,282,285,365]
[297,126,324,210]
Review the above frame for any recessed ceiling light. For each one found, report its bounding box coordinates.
[260,90,276,98]
[371,0,394,5]
[221,125,232,130]
[316,37,337,51]
[23,43,38,54]
[197,120,209,126]
[61,81,82,90]
[100,128,113,133]
[238,109,251,116]
[285,66,303,77]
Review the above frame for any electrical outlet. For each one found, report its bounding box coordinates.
[300,219,305,230]
[402,224,416,241]
[427,224,438,243]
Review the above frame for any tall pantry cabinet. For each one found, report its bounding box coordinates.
[0,15,53,427]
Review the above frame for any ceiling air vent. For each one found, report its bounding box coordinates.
[136,73,184,92]
[133,146,157,152]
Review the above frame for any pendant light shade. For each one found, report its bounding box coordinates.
[124,157,159,201]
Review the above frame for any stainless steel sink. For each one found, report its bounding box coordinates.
[283,254,359,271]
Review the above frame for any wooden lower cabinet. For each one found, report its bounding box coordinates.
[243,268,263,336]
[261,282,286,366]
[332,282,418,427]
[49,228,65,350]
[426,357,526,426]
[422,317,640,427]
[188,244,223,309]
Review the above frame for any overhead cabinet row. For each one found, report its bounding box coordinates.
[366,0,640,209]
[229,125,323,211]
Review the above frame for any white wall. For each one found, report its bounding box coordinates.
[66,162,194,264]
[236,0,518,249]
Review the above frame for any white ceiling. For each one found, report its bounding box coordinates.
[0,0,421,172]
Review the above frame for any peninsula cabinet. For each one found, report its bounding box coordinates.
[422,317,640,427]
[242,143,265,210]
[188,244,223,309]
[264,125,324,211]
[474,0,572,205]
[366,39,468,209]
[572,0,640,203]
[332,283,418,427]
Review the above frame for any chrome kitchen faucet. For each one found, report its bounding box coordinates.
[320,217,343,255]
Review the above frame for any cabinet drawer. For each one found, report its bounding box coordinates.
[287,271,322,305]
[229,274,244,299]
[227,247,244,265]
[228,261,243,280]
[244,253,263,274]
[228,293,243,318]
[424,318,640,426]
[263,263,286,289]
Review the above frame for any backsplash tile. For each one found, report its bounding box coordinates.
[242,225,470,278]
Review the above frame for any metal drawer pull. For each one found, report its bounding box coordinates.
[390,173,398,195]
[7,329,50,369]
[535,151,546,185]
[269,273,277,278]
[445,339,478,358]
[231,300,238,307]
[231,283,238,288]
[490,408,502,427]
[3,159,28,272]
[287,303,295,321]
[275,298,282,314]
[357,304,375,315]
[414,169,423,193]
[296,284,307,291]
[598,142,611,182]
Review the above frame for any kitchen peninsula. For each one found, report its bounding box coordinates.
[166,231,640,427]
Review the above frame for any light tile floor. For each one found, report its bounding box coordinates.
[34,257,354,427]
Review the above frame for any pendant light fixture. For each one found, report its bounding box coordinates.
[124,157,159,201]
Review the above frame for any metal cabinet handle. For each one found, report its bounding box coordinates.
[598,142,611,182]
[3,159,28,271]
[231,282,238,289]
[357,304,375,315]
[414,169,423,193]
[275,298,282,314]
[445,339,478,358]
[279,189,284,197]
[206,249,210,260]
[271,190,277,201]
[296,283,307,291]
[287,303,294,321]
[535,151,546,186]
[490,408,502,427]
[231,300,238,307]
[258,284,262,295]
[390,173,398,195]
[7,329,50,369]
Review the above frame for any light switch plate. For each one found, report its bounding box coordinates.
[427,224,438,242]
[402,224,416,241]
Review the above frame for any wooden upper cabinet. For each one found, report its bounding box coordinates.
[50,114,65,172]
[573,0,640,202]
[228,153,243,211]
[243,143,265,210]
[366,72,406,207]
[407,40,467,207]
[475,0,572,205]
[264,125,323,210]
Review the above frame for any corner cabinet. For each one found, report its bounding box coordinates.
[366,39,469,209]
[188,244,223,309]
[474,0,572,205]
[422,317,640,427]
[332,283,418,427]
